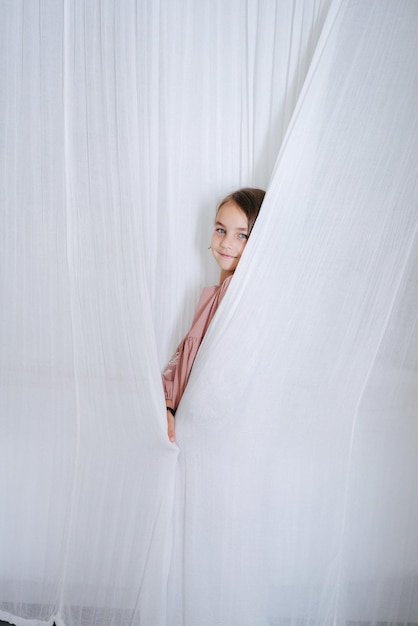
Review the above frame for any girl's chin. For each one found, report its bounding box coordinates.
[218,262,237,273]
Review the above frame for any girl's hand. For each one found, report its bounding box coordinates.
[167,409,175,443]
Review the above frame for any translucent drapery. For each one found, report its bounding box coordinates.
[1,1,417,626]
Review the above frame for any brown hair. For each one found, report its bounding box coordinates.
[217,187,265,236]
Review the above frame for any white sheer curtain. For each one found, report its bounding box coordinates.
[1,1,417,626]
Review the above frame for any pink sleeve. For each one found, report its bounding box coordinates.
[161,349,178,404]
[162,337,201,409]
[161,276,231,410]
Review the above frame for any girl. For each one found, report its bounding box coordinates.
[162,187,266,442]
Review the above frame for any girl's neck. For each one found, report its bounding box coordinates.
[220,269,234,284]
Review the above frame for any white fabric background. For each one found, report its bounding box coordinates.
[0,1,417,625]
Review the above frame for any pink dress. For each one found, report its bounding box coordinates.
[162,276,232,410]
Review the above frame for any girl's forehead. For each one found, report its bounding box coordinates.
[216,201,248,226]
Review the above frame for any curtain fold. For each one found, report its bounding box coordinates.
[1,1,417,626]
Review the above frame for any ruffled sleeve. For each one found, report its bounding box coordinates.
[162,276,232,410]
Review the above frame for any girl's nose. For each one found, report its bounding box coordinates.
[221,235,232,248]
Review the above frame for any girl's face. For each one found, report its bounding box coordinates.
[211,201,249,278]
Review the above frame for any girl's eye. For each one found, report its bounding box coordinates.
[216,227,226,234]
[238,233,249,240]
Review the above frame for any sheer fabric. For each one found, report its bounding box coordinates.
[1,1,417,626]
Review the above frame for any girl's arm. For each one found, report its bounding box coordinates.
[162,350,179,443]
[166,400,176,443]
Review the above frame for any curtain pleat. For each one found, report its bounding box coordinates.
[1,1,417,626]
